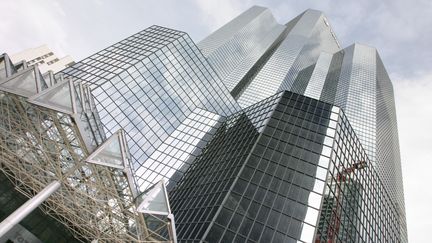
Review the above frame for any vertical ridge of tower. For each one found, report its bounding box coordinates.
[235,9,341,108]
[0,5,407,243]
[195,6,407,242]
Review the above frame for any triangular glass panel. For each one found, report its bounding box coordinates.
[0,68,38,97]
[42,71,55,87]
[14,60,28,72]
[37,70,49,91]
[136,180,170,216]
[85,131,125,169]
[28,79,75,114]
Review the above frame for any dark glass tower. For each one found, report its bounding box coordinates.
[58,7,406,242]
[0,5,407,243]
[170,91,403,242]
[196,6,407,242]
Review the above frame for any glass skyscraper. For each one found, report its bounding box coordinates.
[60,26,240,191]
[0,5,407,243]
[196,6,407,242]
[170,91,403,242]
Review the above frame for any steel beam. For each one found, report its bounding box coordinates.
[0,180,61,237]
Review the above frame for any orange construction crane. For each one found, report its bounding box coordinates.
[316,160,367,243]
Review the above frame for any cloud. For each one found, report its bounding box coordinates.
[191,0,251,41]
[393,72,432,242]
[1,0,431,241]
[193,0,245,28]
[187,0,432,78]
[0,0,69,57]
[325,0,432,79]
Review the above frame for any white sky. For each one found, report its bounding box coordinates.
[1,0,431,241]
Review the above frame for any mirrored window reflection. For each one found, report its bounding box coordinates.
[62,26,240,192]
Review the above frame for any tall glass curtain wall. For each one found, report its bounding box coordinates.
[61,26,240,191]
[197,6,407,241]
[52,5,408,242]
[170,91,402,242]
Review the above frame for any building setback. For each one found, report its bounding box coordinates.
[59,26,240,192]
[170,91,403,242]
[0,5,407,243]
[198,6,407,242]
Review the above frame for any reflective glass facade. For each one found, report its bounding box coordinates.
[170,91,403,242]
[169,92,282,242]
[199,7,407,241]
[316,106,403,242]
[0,5,405,242]
[199,8,341,108]
[61,26,239,191]
[198,6,286,93]
[303,44,407,240]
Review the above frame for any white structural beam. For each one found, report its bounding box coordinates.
[0,181,61,237]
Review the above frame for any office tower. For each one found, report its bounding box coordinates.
[199,8,341,108]
[197,6,286,94]
[283,43,406,239]
[170,91,403,242]
[197,6,407,242]
[1,5,407,243]
[59,25,240,192]
[10,44,74,74]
